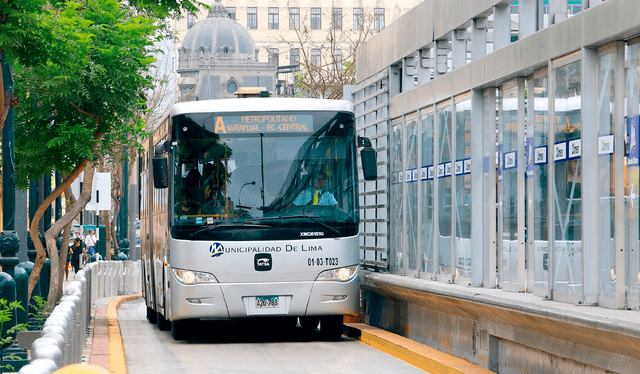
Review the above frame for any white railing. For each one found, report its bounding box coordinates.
[18,260,141,374]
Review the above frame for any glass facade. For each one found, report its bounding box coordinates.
[367,8,640,311]
[455,98,472,281]
[597,52,616,300]
[498,84,520,289]
[421,110,435,275]
[627,41,640,309]
[437,104,453,280]
[390,120,404,271]
[406,118,418,274]
[533,74,550,295]
[552,60,583,299]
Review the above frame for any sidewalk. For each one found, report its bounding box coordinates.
[83,295,141,374]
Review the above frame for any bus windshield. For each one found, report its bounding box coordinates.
[170,110,359,241]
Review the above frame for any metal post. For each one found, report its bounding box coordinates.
[1,52,20,275]
[118,157,130,259]
[0,53,25,365]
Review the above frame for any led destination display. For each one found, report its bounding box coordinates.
[213,114,314,134]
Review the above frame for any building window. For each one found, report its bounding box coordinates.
[187,12,197,29]
[268,48,279,66]
[311,48,321,66]
[226,7,236,20]
[290,48,300,67]
[227,81,238,94]
[268,7,279,30]
[311,7,321,30]
[247,7,257,29]
[333,48,342,71]
[374,8,385,31]
[289,7,300,30]
[353,8,363,31]
[332,8,342,30]
[569,4,582,14]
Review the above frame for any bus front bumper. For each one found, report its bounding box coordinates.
[167,273,360,321]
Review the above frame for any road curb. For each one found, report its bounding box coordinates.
[344,323,493,374]
[106,294,142,374]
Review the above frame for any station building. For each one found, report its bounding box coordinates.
[350,0,640,373]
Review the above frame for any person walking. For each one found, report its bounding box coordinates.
[85,230,97,257]
[66,241,72,280]
[70,238,88,275]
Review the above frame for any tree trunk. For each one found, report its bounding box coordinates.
[27,163,95,301]
[48,185,76,306]
[43,168,94,308]
[101,210,111,254]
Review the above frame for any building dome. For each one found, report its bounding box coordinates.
[176,0,275,101]
[178,0,257,70]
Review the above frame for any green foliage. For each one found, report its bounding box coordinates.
[13,0,157,190]
[0,0,208,62]
[28,296,48,330]
[0,299,28,371]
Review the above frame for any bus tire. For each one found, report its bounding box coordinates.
[299,316,319,330]
[146,306,157,324]
[171,320,188,340]
[157,311,170,331]
[320,315,343,340]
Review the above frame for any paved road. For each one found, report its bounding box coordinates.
[118,298,428,374]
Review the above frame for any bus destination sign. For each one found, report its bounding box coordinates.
[213,114,314,134]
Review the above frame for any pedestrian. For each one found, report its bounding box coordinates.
[85,230,97,257]
[70,237,87,274]
[65,242,72,280]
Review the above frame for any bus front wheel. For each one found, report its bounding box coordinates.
[320,315,343,340]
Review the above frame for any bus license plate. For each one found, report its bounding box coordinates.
[256,296,279,308]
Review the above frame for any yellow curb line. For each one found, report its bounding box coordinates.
[106,294,142,374]
[345,323,493,374]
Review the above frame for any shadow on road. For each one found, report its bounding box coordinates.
[171,318,348,344]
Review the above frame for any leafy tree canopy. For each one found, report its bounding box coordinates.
[0,0,207,62]
[14,0,158,189]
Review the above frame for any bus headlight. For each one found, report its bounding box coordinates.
[316,265,359,282]
[172,268,217,285]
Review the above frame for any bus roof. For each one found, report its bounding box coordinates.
[170,98,354,116]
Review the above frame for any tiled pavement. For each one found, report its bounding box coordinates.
[81,295,141,374]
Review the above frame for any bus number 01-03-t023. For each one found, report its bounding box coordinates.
[308,257,338,266]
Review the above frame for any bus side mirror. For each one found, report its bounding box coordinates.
[152,157,169,189]
[358,136,377,181]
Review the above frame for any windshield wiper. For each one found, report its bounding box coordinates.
[245,215,341,236]
[188,223,272,239]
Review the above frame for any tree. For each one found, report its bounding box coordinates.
[276,7,378,99]
[0,0,206,132]
[10,0,205,308]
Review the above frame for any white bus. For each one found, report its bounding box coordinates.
[140,98,377,340]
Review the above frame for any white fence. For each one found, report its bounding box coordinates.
[18,260,141,374]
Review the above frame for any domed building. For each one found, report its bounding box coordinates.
[177,0,276,101]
